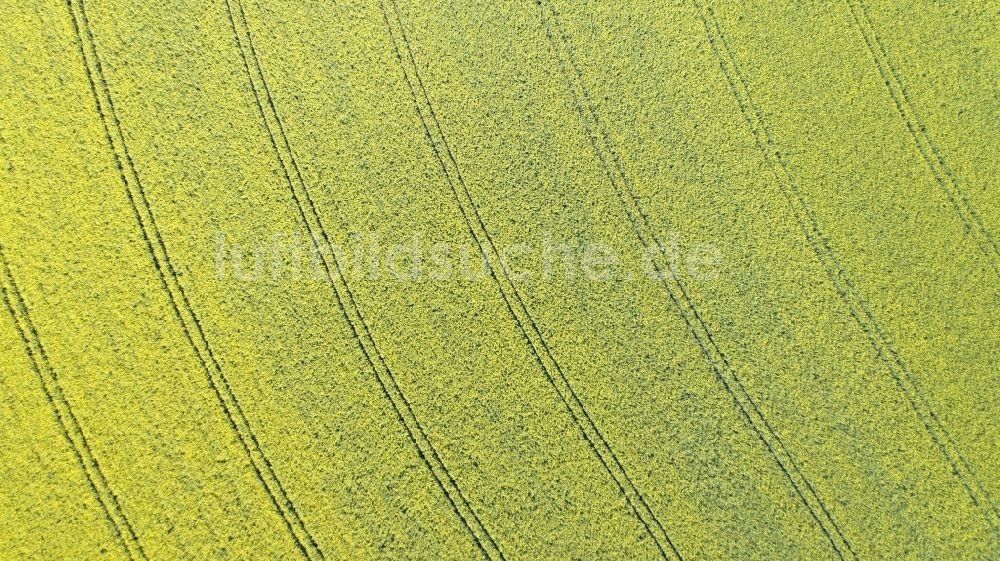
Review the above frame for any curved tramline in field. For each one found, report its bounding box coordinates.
[532,0,860,558]
[843,0,1000,278]
[63,0,326,558]
[693,0,1000,535]
[222,1,506,559]
[379,1,686,559]
[0,247,147,561]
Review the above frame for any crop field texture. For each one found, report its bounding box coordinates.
[1,0,998,559]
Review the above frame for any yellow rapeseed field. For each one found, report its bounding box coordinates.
[1,0,997,559]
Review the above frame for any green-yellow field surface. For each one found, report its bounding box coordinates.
[1,0,997,559]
